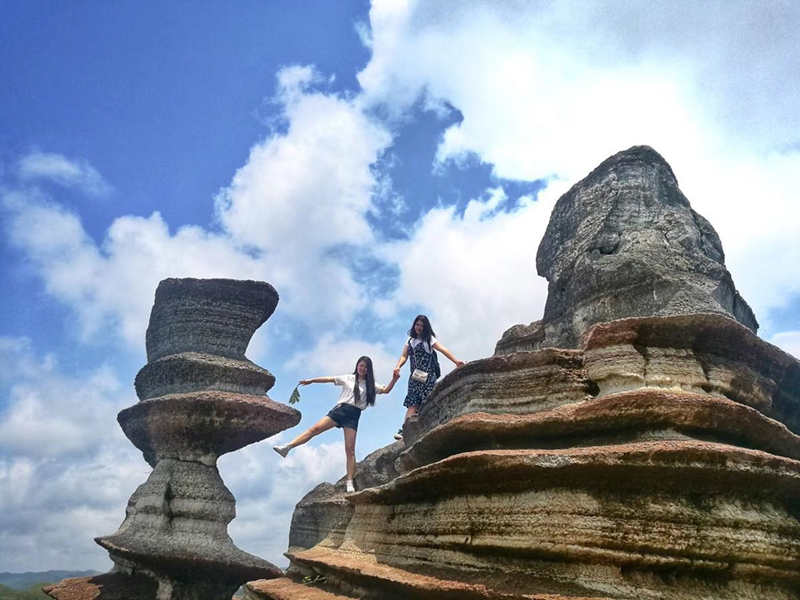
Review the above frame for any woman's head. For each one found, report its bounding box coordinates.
[353,356,376,406]
[408,314,435,343]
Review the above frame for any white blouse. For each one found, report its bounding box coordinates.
[408,336,437,354]
[331,374,388,410]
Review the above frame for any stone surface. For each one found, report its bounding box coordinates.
[46,278,297,600]
[43,573,156,600]
[119,391,300,466]
[277,315,800,599]
[275,148,800,600]
[397,389,800,473]
[145,278,278,361]
[285,547,612,600]
[402,348,592,446]
[497,146,757,354]
[245,577,358,600]
[95,459,282,581]
[288,442,404,552]
[582,314,800,430]
[134,352,275,400]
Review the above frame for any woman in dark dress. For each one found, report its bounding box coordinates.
[392,315,464,440]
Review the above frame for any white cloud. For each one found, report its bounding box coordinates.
[0,338,149,571]
[0,338,132,457]
[3,67,396,353]
[18,151,112,197]
[770,331,800,360]
[220,440,345,567]
[2,194,268,349]
[214,66,393,324]
[359,0,800,331]
[377,185,560,363]
[285,334,397,381]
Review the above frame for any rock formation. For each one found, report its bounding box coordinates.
[45,278,301,600]
[496,146,758,354]
[249,147,800,600]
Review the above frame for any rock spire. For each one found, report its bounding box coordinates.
[497,145,757,354]
[45,278,300,600]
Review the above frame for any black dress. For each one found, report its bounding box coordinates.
[403,338,437,408]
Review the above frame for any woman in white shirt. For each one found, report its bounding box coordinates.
[273,356,398,493]
[392,314,464,440]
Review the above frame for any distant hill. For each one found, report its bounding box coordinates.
[0,582,50,599]
[0,572,98,592]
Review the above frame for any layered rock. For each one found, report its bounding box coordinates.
[46,278,300,600]
[496,146,757,354]
[250,147,800,600]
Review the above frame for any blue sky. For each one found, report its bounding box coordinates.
[2,0,799,572]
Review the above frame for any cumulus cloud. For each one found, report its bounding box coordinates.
[285,334,397,379]
[214,66,393,324]
[358,0,800,333]
[3,66,396,353]
[377,185,560,363]
[2,192,267,350]
[770,331,800,360]
[18,151,112,197]
[0,337,149,571]
[220,440,345,566]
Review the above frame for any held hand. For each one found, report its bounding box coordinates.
[299,379,311,386]
[393,367,401,378]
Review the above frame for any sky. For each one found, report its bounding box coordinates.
[1,0,799,573]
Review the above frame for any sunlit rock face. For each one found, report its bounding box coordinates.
[45,278,300,600]
[251,148,800,600]
[496,145,757,354]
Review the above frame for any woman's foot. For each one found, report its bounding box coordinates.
[345,479,356,493]
[393,428,403,440]
[273,444,291,458]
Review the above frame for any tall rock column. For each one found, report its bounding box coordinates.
[46,278,300,600]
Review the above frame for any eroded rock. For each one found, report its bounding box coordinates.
[251,148,800,600]
[46,278,299,600]
[497,146,757,354]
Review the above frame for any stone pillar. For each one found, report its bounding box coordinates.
[47,278,300,600]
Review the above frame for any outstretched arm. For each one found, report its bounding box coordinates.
[299,376,336,385]
[393,344,409,378]
[378,371,401,394]
[432,341,465,368]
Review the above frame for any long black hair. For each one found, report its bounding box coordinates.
[353,355,376,406]
[408,314,436,345]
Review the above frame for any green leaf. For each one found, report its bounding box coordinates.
[289,386,301,405]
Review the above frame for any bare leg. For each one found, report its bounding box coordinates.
[403,405,418,422]
[287,416,336,449]
[343,427,357,481]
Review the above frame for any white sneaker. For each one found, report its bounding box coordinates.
[393,428,403,440]
[273,445,290,458]
[345,480,355,493]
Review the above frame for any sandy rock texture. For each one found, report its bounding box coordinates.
[249,147,800,600]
